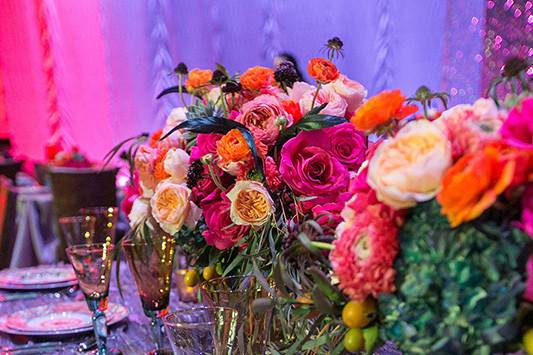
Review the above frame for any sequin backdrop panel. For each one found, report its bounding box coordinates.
[482,0,533,96]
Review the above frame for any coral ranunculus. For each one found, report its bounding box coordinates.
[226,180,275,226]
[237,94,287,146]
[437,143,517,227]
[307,58,340,84]
[240,66,275,92]
[331,189,402,301]
[216,129,253,176]
[351,89,418,132]
[368,120,452,209]
[185,69,213,94]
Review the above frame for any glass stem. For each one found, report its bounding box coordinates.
[92,309,108,355]
[150,312,165,351]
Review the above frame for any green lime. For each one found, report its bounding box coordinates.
[184,269,199,287]
[363,325,379,353]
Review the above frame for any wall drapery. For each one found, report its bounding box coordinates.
[1,0,528,161]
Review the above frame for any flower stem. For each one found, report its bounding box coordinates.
[310,82,322,109]
[207,163,226,191]
[178,75,186,107]
[310,241,333,251]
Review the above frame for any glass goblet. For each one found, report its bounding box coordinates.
[66,243,115,355]
[79,206,119,244]
[122,233,176,355]
[163,307,239,355]
[59,215,96,246]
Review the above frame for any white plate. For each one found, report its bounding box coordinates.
[0,265,76,289]
[0,301,128,337]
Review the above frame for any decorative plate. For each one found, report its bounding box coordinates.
[0,265,77,290]
[0,302,128,336]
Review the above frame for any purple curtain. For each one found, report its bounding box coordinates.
[0,0,488,161]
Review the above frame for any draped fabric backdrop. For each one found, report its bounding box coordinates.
[0,0,529,162]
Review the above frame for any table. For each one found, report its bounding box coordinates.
[0,263,195,354]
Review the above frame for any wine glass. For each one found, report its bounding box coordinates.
[66,243,115,355]
[79,206,119,244]
[163,307,239,355]
[122,231,176,355]
[59,215,96,246]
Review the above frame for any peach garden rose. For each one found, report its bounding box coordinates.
[150,181,201,234]
[163,148,190,184]
[226,180,275,226]
[367,119,452,209]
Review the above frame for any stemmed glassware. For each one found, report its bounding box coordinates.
[163,307,239,355]
[122,225,176,355]
[59,215,96,246]
[79,207,119,244]
[66,243,115,355]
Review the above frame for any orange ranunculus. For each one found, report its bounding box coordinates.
[153,148,171,181]
[281,99,302,123]
[185,69,213,94]
[216,129,253,175]
[307,58,340,84]
[149,129,163,148]
[437,143,519,227]
[240,66,275,92]
[351,90,418,132]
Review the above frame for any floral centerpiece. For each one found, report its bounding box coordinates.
[112,38,532,354]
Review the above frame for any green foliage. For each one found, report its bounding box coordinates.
[380,200,530,354]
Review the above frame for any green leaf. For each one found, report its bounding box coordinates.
[301,334,328,350]
[308,266,344,304]
[305,102,328,116]
[222,254,244,277]
[312,287,335,315]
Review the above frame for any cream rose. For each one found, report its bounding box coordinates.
[150,181,200,234]
[163,148,190,184]
[325,74,367,114]
[159,107,187,150]
[128,197,149,227]
[367,120,452,209]
[226,180,275,226]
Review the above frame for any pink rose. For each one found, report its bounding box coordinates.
[300,85,348,117]
[279,129,349,199]
[190,134,222,161]
[134,145,157,195]
[121,173,141,216]
[500,97,533,150]
[237,94,287,146]
[312,200,346,233]
[325,74,367,115]
[289,82,315,101]
[202,194,250,250]
[324,123,366,170]
[436,98,505,160]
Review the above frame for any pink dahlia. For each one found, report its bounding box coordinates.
[264,156,283,191]
[500,97,533,150]
[190,134,222,161]
[519,184,533,239]
[436,98,505,160]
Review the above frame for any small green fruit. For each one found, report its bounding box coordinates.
[343,328,363,353]
[363,325,379,353]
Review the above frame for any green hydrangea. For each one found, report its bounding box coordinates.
[379,200,530,355]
